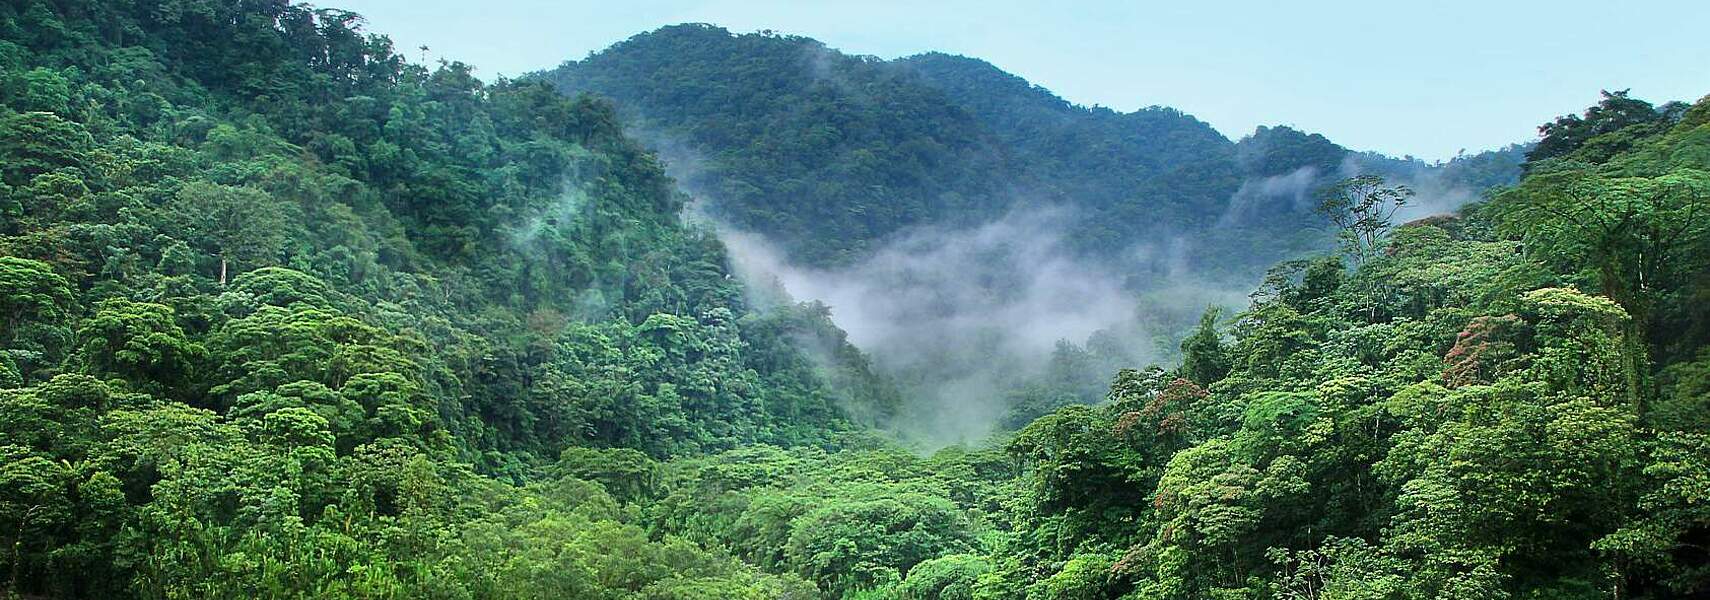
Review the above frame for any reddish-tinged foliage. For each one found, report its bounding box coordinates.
[1443,314,1526,387]
[1145,378,1207,436]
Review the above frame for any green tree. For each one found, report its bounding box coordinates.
[1527,90,1673,165]
[167,181,291,284]
[1594,432,1710,597]
[1495,168,1710,349]
[0,111,90,186]
[555,446,660,504]
[76,299,206,399]
[1316,175,1412,266]
[0,257,72,380]
[0,446,74,594]
[1178,307,1231,386]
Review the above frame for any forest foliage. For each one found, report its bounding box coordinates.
[0,1,894,597]
[541,24,1533,441]
[542,24,1526,275]
[2,3,1708,600]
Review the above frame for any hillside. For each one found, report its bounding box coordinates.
[541,25,1529,440]
[0,2,892,596]
[541,24,1525,275]
[3,3,1709,600]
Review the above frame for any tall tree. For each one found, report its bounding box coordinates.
[1179,307,1231,386]
[1496,168,1710,351]
[1316,175,1412,266]
[166,182,290,285]
[1527,90,1672,165]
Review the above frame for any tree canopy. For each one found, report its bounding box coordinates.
[1,3,1707,600]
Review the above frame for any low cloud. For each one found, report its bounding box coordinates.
[1218,166,1323,228]
[713,204,1250,446]
[1219,157,1492,231]
[659,132,1493,448]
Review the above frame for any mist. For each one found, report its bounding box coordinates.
[648,125,1492,449]
[688,160,1491,447]
[702,201,1262,446]
[1220,157,1492,231]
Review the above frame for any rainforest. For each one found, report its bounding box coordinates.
[1,2,1707,599]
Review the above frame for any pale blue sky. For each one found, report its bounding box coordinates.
[334,0,1710,161]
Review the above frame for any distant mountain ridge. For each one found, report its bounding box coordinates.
[537,24,1530,444]
[539,23,1526,275]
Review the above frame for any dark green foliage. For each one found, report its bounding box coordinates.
[543,25,1013,267]
[1238,125,1348,178]
[1178,309,1232,386]
[1527,89,1686,165]
[0,256,72,379]
[2,2,1706,599]
[933,93,1710,600]
[541,25,1524,277]
[0,2,893,597]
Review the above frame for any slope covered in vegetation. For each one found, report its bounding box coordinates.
[542,24,1534,446]
[2,3,1707,600]
[622,91,1710,600]
[958,91,1710,599]
[0,1,893,597]
[542,24,1525,274]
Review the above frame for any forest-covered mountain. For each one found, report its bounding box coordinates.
[541,24,1530,442]
[0,2,898,596]
[541,24,1526,273]
[3,3,1709,600]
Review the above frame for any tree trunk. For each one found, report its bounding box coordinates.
[219,255,228,286]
